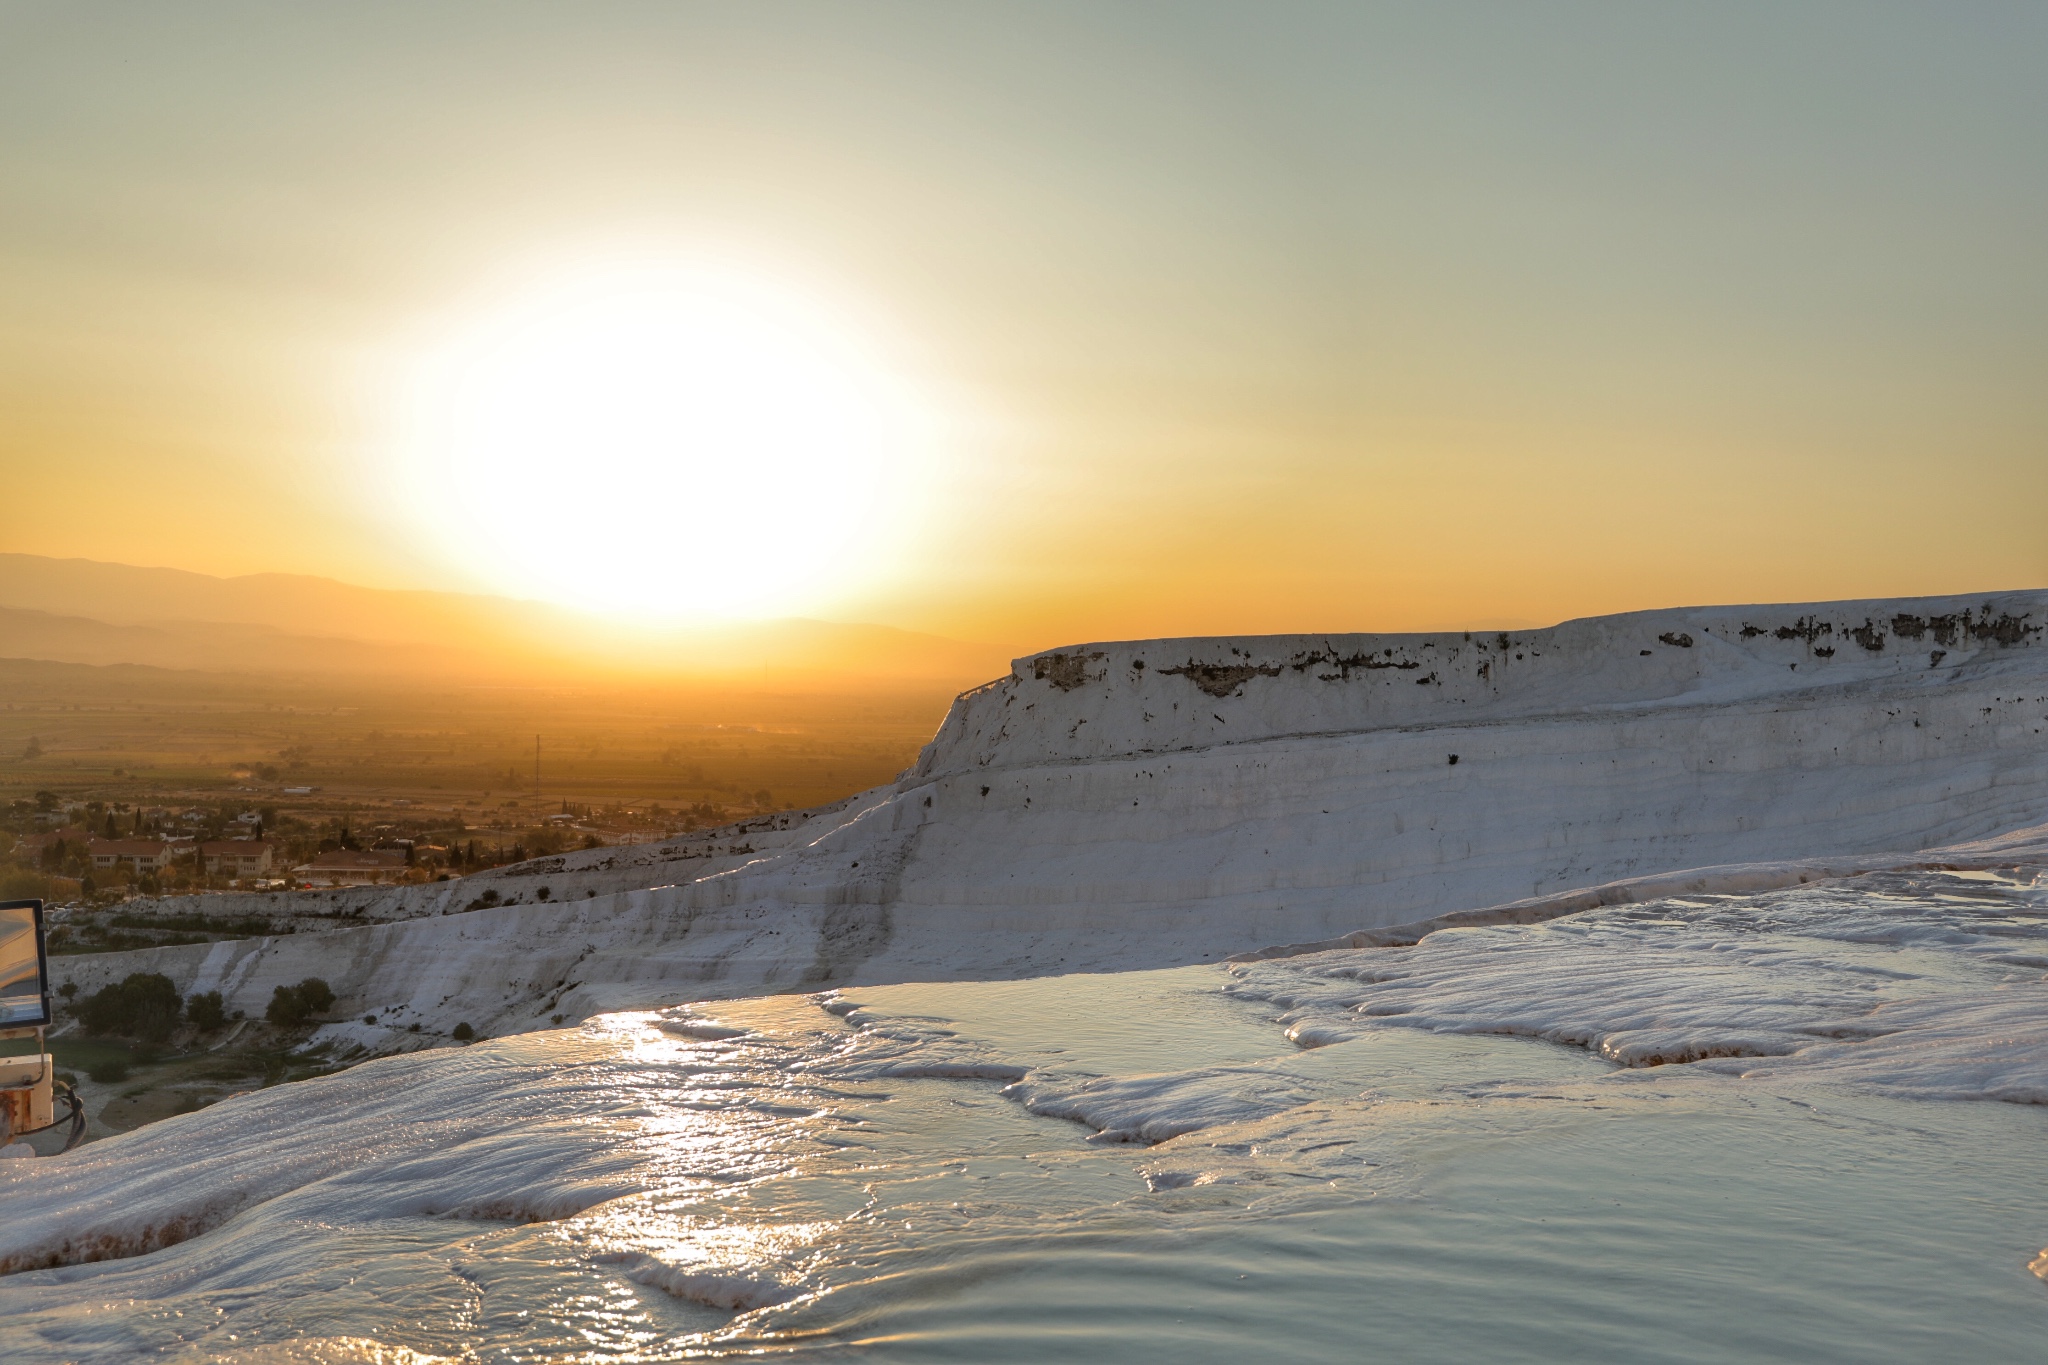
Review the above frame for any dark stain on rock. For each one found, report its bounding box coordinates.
[1813,646,1835,658]
[1032,651,1107,691]
[1970,610,2040,645]
[1286,648,1422,678]
[1161,660,1284,697]
[1774,617,1832,645]
[1658,632,1694,648]
[1893,608,2036,648]
[1447,754,1459,765]
[1930,650,1946,668]
[1848,620,1885,651]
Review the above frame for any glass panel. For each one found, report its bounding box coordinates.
[0,904,48,1028]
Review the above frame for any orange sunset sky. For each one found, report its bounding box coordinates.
[3,3,2044,659]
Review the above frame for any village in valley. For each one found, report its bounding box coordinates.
[8,791,639,955]
[0,657,949,961]
[22,802,422,901]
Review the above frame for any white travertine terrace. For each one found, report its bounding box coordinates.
[48,591,2048,1047]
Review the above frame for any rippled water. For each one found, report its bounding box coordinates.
[3,870,2046,1361]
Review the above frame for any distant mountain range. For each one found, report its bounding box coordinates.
[0,554,1008,688]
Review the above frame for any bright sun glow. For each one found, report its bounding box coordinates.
[398,262,926,620]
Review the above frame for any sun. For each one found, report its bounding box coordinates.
[397,262,924,620]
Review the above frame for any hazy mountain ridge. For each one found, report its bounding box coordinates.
[0,553,1006,685]
[0,605,480,677]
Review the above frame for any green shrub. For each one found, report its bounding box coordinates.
[77,973,183,1044]
[0,867,50,900]
[265,985,304,1026]
[451,1021,475,1041]
[265,977,336,1027]
[88,1058,130,1083]
[187,990,227,1032]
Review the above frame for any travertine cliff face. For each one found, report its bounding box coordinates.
[919,594,2043,776]
[53,592,2048,1048]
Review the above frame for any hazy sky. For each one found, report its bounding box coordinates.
[3,2,2044,650]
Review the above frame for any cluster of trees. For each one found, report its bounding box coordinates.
[75,973,190,1044]
[264,978,334,1027]
[69,971,335,1042]
[441,824,583,870]
[0,866,52,900]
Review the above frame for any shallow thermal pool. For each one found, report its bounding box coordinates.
[3,869,2047,1361]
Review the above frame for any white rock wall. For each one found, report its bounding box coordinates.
[917,592,2044,776]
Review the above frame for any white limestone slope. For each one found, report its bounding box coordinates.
[50,591,2048,1045]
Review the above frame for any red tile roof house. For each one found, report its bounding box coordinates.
[16,827,89,860]
[201,840,276,877]
[292,849,410,887]
[87,839,176,873]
